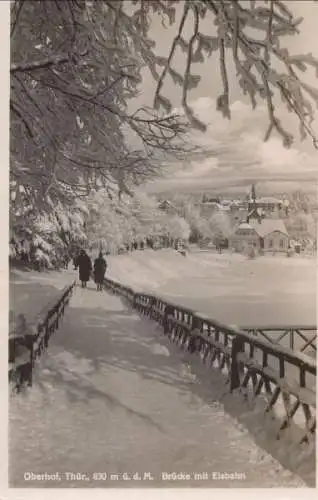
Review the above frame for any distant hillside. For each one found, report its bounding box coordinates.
[147,179,317,199]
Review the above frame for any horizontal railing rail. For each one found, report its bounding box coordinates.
[9,281,76,392]
[241,326,317,355]
[103,276,316,445]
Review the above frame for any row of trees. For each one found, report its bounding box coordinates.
[168,196,233,243]
[85,188,191,254]
[10,185,316,268]
[10,0,191,268]
[10,188,192,268]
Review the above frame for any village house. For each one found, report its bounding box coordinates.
[255,196,283,213]
[246,184,283,214]
[230,219,289,253]
[198,201,222,218]
[202,195,221,204]
[158,199,179,215]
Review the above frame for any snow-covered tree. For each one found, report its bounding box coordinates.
[10,1,318,268]
[10,0,187,215]
[182,202,213,242]
[289,189,311,213]
[11,0,318,215]
[209,211,233,239]
[85,188,190,253]
[145,0,318,149]
[285,212,317,240]
[165,215,191,240]
[10,196,88,269]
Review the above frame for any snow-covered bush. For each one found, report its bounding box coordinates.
[84,189,192,254]
[10,1,318,272]
[10,198,88,270]
[287,248,294,258]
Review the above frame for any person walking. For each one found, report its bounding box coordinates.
[75,249,92,288]
[93,251,107,291]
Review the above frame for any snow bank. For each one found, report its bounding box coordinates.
[106,249,316,327]
[9,268,76,324]
[107,249,316,293]
[107,249,246,293]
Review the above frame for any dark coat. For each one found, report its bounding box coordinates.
[77,253,92,282]
[93,257,107,284]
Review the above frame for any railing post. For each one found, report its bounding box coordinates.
[299,364,306,388]
[44,320,49,348]
[188,316,201,354]
[55,305,60,331]
[289,329,294,351]
[163,305,174,335]
[230,335,244,392]
[132,292,137,309]
[25,333,34,387]
[149,296,155,319]
[279,355,285,378]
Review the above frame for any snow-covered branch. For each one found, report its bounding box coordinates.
[10,0,191,216]
[146,0,318,149]
[10,53,71,73]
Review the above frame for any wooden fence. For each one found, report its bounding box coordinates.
[9,281,76,392]
[241,326,316,356]
[103,277,316,445]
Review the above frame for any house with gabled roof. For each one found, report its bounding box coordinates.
[158,199,178,214]
[230,219,289,254]
[247,184,282,214]
[257,196,283,212]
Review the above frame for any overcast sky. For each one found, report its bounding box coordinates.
[130,1,318,195]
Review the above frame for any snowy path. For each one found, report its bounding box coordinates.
[9,284,308,488]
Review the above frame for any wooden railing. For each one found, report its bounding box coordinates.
[241,326,317,356]
[9,281,76,393]
[103,277,316,445]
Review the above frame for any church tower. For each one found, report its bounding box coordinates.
[246,183,263,224]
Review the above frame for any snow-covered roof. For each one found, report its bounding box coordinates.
[238,223,252,230]
[257,197,283,204]
[237,219,288,237]
[248,207,264,217]
[158,200,177,210]
[249,219,288,237]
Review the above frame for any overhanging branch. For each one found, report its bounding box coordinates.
[11,53,71,74]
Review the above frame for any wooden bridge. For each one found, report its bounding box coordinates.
[8,277,316,487]
[102,277,316,446]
